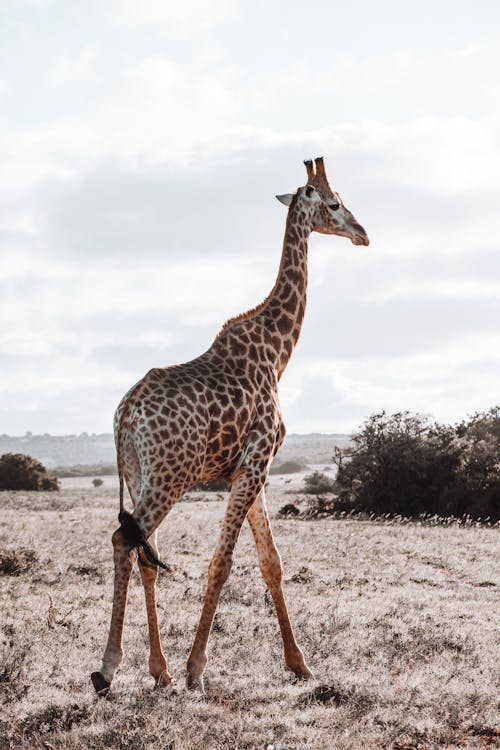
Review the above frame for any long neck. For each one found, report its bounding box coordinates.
[258,202,310,377]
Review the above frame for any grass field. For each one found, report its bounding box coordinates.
[1,479,499,749]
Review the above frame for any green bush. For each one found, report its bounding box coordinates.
[0,453,59,492]
[0,547,38,576]
[303,470,336,495]
[334,409,500,521]
[446,407,500,519]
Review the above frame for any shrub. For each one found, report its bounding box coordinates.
[0,636,31,703]
[20,703,90,739]
[278,502,301,517]
[92,478,103,487]
[303,470,336,495]
[334,410,500,521]
[0,548,38,576]
[0,453,59,491]
[444,406,500,519]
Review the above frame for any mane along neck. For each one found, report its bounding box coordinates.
[218,199,310,376]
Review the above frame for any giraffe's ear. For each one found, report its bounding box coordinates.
[276,193,294,207]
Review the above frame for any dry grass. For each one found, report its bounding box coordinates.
[0,483,499,749]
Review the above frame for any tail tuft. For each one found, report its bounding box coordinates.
[118,510,144,547]
[118,511,173,571]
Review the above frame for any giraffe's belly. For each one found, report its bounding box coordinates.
[201,383,280,481]
[202,407,254,480]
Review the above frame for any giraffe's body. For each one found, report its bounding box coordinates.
[116,326,284,505]
[91,157,368,695]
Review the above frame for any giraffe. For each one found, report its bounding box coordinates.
[91,156,369,696]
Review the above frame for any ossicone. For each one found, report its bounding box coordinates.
[304,159,315,181]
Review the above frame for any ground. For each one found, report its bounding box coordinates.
[0,477,499,749]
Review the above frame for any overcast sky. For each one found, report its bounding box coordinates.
[1,0,500,436]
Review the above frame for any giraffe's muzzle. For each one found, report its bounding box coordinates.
[350,224,370,246]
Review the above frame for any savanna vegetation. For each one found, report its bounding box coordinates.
[53,463,116,478]
[0,453,59,492]
[333,408,500,522]
[1,409,499,747]
[0,482,498,749]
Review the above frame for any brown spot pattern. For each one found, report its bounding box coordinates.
[95,158,365,693]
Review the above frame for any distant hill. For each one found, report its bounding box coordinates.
[0,431,350,471]
[274,432,350,465]
[0,433,116,468]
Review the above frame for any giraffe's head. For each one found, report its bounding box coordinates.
[276,157,369,246]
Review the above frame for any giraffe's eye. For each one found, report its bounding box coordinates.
[329,202,340,211]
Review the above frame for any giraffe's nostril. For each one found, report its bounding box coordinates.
[351,223,366,234]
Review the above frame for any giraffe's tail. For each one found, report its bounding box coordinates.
[114,384,174,572]
[116,408,127,517]
[117,511,174,571]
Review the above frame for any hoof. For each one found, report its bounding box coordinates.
[91,671,111,697]
[186,672,205,693]
[291,665,314,681]
[155,671,173,688]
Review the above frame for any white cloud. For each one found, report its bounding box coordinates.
[0,0,51,7]
[49,45,98,86]
[282,329,500,433]
[110,0,235,33]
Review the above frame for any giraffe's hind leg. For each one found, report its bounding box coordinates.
[247,491,313,680]
[124,460,171,684]
[138,531,172,686]
[91,477,178,696]
[91,525,135,695]
[91,455,142,695]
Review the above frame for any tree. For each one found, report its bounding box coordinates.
[334,410,499,521]
[303,471,336,495]
[0,453,59,491]
[445,407,500,519]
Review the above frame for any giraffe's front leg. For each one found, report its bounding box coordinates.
[186,456,268,692]
[91,527,135,695]
[247,491,313,680]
